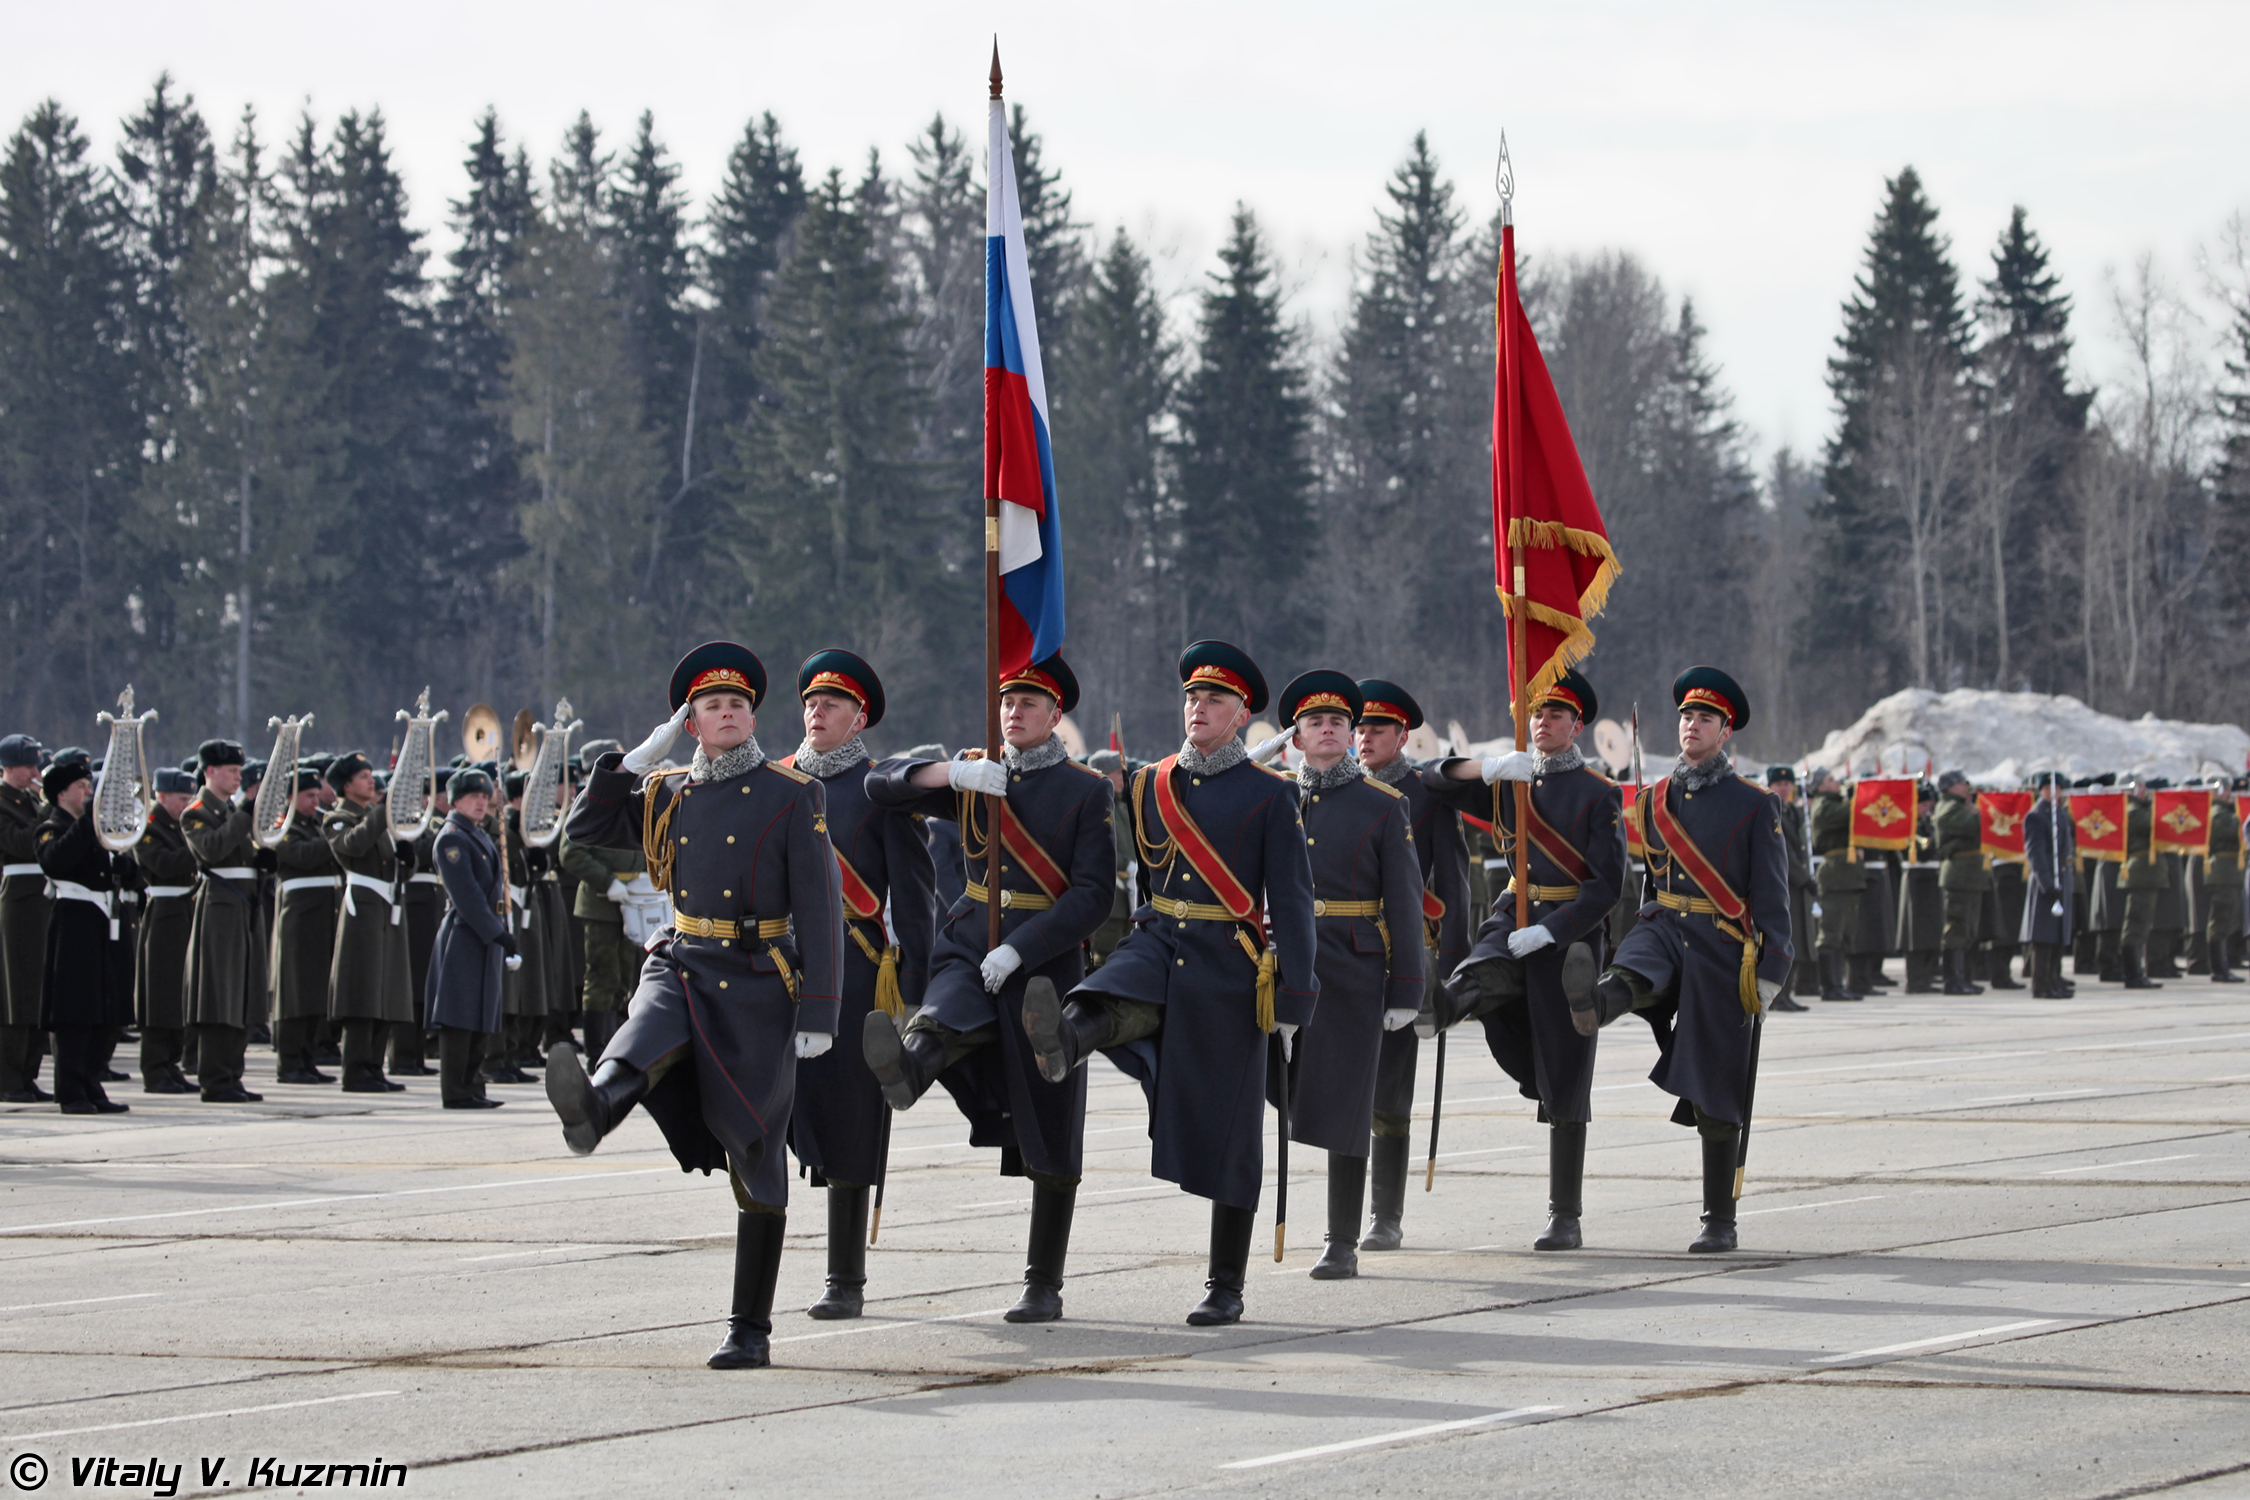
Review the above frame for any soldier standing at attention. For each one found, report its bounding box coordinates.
[35,757,136,1115]
[544,642,842,1370]
[1579,668,1793,1254]
[1420,668,1623,1251]
[1807,768,1863,1002]
[2205,778,2244,984]
[780,650,936,1321]
[1015,641,1317,1327]
[859,655,1114,1324]
[182,740,265,1104]
[270,768,341,1084]
[1,734,52,1102]
[1351,679,1470,1254]
[133,767,199,1093]
[325,753,412,1092]
[2118,778,2167,990]
[1933,771,1988,997]
[425,767,511,1108]
[1766,767,1813,1011]
[2020,772,2077,999]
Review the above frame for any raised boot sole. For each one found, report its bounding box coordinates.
[861,1012,921,1111]
[543,1043,601,1156]
[1020,977,1072,1084]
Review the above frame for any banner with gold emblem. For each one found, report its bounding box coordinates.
[1978,791,2033,862]
[1849,778,1918,852]
[2071,791,2127,863]
[1618,781,1644,856]
[2151,788,2213,856]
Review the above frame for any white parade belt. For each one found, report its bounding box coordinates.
[342,870,406,925]
[409,872,443,885]
[203,865,257,881]
[508,884,528,928]
[51,879,121,939]
[144,885,192,900]
[3,862,41,879]
[278,875,339,896]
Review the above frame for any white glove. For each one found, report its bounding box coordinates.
[1277,1021,1298,1060]
[1383,1007,1419,1032]
[1481,751,1537,783]
[948,758,1010,798]
[1755,976,1783,1009]
[1507,924,1556,958]
[794,1031,833,1059]
[1248,729,1295,764]
[980,943,1023,993]
[622,703,691,774]
[604,878,630,904]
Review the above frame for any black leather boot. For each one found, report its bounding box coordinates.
[2214,951,2243,984]
[1022,977,1117,1084]
[1942,948,1983,996]
[1573,972,1640,1038]
[806,1184,869,1320]
[1426,963,1491,1032]
[1309,1152,1365,1280]
[1818,951,1860,1001]
[1187,1203,1255,1325]
[1688,1126,1739,1253]
[1535,1120,1586,1250]
[2098,931,2121,982]
[862,1012,948,1110]
[708,1211,786,1369]
[2149,934,2183,979]
[1359,1134,1408,1251]
[1987,947,2022,989]
[1004,1180,1077,1323]
[544,1043,648,1154]
[2122,944,2160,989]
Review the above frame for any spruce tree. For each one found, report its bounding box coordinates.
[1005,105,1085,349]
[704,112,806,430]
[610,111,693,449]
[900,118,983,532]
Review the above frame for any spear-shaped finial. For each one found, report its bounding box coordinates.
[1495,131,1515,223]
[990,37,1004,99]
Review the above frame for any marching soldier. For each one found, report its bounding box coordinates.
[2118,777,2166,990]
[1580,668,1793,1254]
[557,739,638,1064]
[1014,641,1317,1326]
[2205,778,2244,984]
[271,768,341,1083]
[544,642,843,1370]
[1352,678,1471,1253]
[1,733,52,1102]
[1084,749,1135,968]
[1421,667,1623,1251]
[1932,770,1988,997]
[1766,766,1814,1011]
[781,650,936,1321]
[133,766,200,1092]
[1808,769,1863,1002]
[35,758,135,1114]
[182,740,265,1104]
[325,752,413,1092]
[2020,772,2077,999]
[426,766,510,1108]
[1261,671,1423,1280]
[394,775,447,1077]
[859,655,1114,1323]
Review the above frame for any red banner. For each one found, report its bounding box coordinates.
[1849,779,1918,853]
[1618,782,1643,855]
[2071,792,2126,863]
[2152,789,2212,856]
[1978,791,2033,862]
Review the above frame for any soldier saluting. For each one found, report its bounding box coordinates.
[543,642,843,1371]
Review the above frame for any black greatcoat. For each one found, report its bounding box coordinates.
[1614,768,1794,1126]
[1426,759,1624,1123]
[425,811,506,1035]
[1075,754,1320,1211]
[37,806,135,1028]
[566,750,842,1209]
[1371,761,1473,1126]
[2020,797,2077,946]
[786,752,937,1188]
[1281,769,1425,1158]
[133,805,198,1031]
[866,749,1115,1181]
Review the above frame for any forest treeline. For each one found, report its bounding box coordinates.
[4,76,2248,764]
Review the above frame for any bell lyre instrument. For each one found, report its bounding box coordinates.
[90,686,157,853]
[518,698,584,850]
[253,712,313,850]
[462,705,523,972]
[389,688,449,845]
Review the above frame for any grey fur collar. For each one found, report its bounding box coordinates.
[690,736,767,784]
[1535,744,1586,776]
[791,734,869,780]
[1367,755,1415,787]
[1299,755,1365,792]
[1003,736,1068,774]
[1178,737,1246,776]
[1671,751,1734,792]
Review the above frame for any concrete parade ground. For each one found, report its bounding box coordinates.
[3,975,2248,1499]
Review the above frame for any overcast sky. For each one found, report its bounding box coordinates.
[12,0,2248,460]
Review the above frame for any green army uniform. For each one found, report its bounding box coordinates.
[2199,792,2242,982]
[1932,783,1988,995]
[132,796,199,1091]
[269,801,340,1081]
[2150,850,2189,978]
[0,770,52,1100]
[181,771,266,1101]
[325,783,414,1091]
[559,828,643,1062]
[2117,795,2167,989]
[1809,789,1863,1002]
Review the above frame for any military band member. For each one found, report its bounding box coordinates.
[1,733,53,1102]
[270,768,341,1083]
[2147,779,2191,979]
[394,775,447,1076]
[1766,766,1813,1010]
[1352,679,1470,1253]
[2020,772,2077,999]
[1261,671,1424,1280]
[426,767,510,1108]
[490,770,549,1084]
[1019,641,1317,1326]
[1807,768,1862,1002]
[859,655,1114,1324]
[781,650,936,1321]
[35,758,135,1114]
[1580,668,1793,1254]
[1421,667,1623,1251]
[544,642,843,1370]
[324,753,412,1092]
[1932,771,1987,997]
[558,740,638,1064]
[133,767,200,1092]
[2204,778,2244,983]
[2118,778,2166,990]
[182,740,265,1103]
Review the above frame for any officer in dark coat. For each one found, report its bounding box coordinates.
[133,767,200,1092]
[2020,772,2077,998]
[425,767,509,1108]
[544,642,843,1371]
[268,769,339,1083]
[182,740,265,1103]
[1352,680,1470,1253]
[0,732,52,1102]
[325,752,412,1092]
[1767,766,1814,1010]
[35,759,135,1113]
[1422,667,1624,1252]
[1263,671,1423,1282]
[779,650,936,1321]
[1019,642,1318,1327]
[1582,667,1793,1255]
[860,655,1116,1324]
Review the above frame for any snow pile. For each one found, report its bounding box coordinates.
[1796,688,2248,785]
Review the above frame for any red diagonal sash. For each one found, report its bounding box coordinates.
[834,849,883,921]
[999,803,1067,901]
[1507,786,1594,884]
[1147,755,1258,921]
[1641,777,1747,921]
[1420,889,1445,922]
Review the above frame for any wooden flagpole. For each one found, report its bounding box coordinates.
[1499,138,1531,945]
[985,41,1007,952]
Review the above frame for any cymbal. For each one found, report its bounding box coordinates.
[462,703,501,764]
[510,709,538,772]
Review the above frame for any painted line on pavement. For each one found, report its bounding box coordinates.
[1963,1088,2102,1104]
[1,1390,400,1444]
[2039,1155,2196,1175]
[1219,1405,1560,1468]
[0,1167,675,1235]
[0,1292,162,1314]
[1739,1195,1887,1216]
[1810,1319,2057,1365]
[771,1306,1015,1344]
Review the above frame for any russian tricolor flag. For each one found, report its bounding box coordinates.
[985,96,1064,676]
